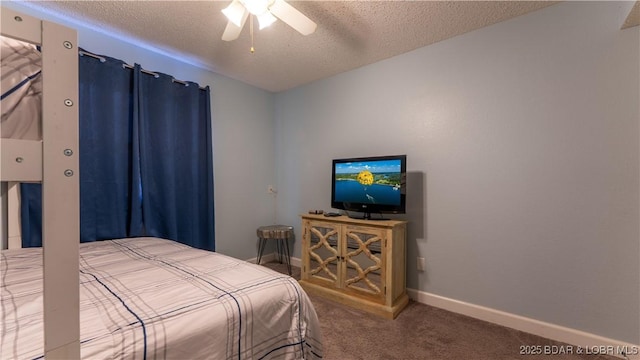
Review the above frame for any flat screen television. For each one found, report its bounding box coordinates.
[331,155,406,220]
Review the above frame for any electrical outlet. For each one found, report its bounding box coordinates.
[417,257,425,271]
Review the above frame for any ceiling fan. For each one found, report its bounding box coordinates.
[221,0,317,41]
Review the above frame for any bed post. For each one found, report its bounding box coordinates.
[2,8,80,358]
[41,20,80,359]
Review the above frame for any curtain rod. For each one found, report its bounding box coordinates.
[79,50,206,90]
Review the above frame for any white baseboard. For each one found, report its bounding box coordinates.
[290,256,301,268]
[407,288,639,360]
[259,255,638,359]
[245,252,277,265]
[247,253,303,266]
[247,252,302,267]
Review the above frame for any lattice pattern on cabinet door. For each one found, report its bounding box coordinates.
[344,231,382,294]
[309,226,339,281]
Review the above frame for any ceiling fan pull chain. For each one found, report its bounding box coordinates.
[250,15,255,54]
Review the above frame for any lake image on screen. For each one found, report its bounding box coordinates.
[334,159,402,205]
[334,180,401,205]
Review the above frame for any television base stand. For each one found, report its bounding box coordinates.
[347,212,388,221]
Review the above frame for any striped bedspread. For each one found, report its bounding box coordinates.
[0,237,323,359]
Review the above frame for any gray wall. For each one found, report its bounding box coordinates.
[274,2,639,344]
[1,1,276,260]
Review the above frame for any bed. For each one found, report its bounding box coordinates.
[1,237,323,359]
[1,21,43,251]
[1,7,323,359]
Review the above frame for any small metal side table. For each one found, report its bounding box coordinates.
[256,225,294,275]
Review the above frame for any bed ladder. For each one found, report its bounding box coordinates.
[1,8,80,359]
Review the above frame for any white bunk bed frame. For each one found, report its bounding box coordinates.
[1,8,80,359]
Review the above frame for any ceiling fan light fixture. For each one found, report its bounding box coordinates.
[257,11,277,30]
[222,0,246,27]
[220,0,316,41]
[242,0,271,16]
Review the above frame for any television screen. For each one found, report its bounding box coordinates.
[331,155,406,219]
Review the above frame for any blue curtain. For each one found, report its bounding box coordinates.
[20,53,139,246]
[78,55,142,242]
[20,52,213,250]
[137,72,215,251]
[19,183,42,248]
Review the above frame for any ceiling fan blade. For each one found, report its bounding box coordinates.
[221,9,249,41]
[268,0,317,36]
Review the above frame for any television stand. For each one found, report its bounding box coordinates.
[299,213,408,319]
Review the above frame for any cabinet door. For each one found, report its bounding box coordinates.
[343,225,385,302]
[306,221,341,289]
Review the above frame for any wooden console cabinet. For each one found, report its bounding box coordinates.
[299,214,408,319]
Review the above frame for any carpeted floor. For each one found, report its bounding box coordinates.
[263,262,619,360]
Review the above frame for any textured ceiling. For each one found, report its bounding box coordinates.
[22,1,560,92]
